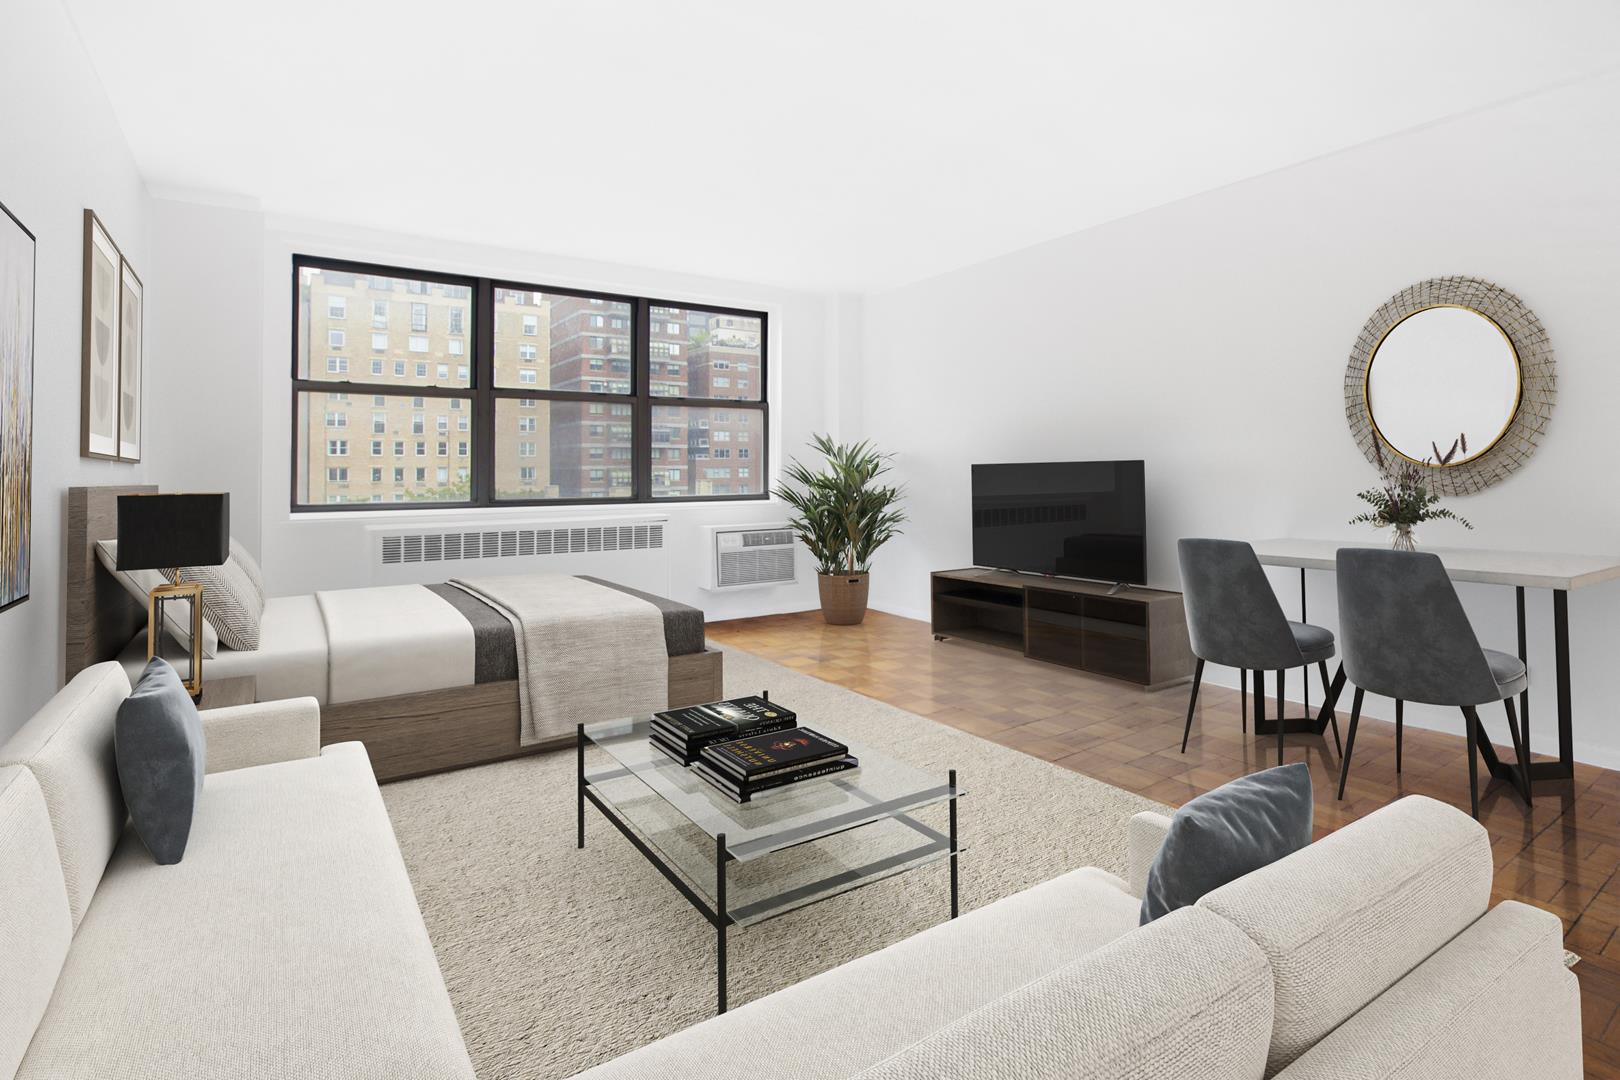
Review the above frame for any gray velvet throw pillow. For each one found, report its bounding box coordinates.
[1140,762,1312,924]
[115,659,207,864]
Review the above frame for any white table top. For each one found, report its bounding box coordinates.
[1253,538,1620,592]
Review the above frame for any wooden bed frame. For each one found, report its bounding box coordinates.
[67,486,725,782]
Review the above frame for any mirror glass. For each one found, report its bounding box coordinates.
[1365,305,1520,465]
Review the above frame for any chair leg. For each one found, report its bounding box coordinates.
[1180,659,1205,754]
[1318,660,1341,757]
[1504,696,1532,807]
[1337,687,1365,800]
[1240,669,1247,733]
[1395,700,1404,775]
[1276,668,1285,766]
[1461,706,1482,820]
[1253,670,1266,756]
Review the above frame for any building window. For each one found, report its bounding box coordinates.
[294,257,766,508]
[327,466,349,481]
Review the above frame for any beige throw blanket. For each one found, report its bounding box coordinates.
[449,575,669,745]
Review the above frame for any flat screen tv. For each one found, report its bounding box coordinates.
[971,460,1146,584]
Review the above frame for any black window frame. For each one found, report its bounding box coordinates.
[290,254,770,512]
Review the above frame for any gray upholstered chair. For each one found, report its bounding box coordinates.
[1334,548,1531,819]
[1177,539,1341,766]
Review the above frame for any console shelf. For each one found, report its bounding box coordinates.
[930,568,1194,690]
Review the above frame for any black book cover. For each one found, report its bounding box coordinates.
[699,727,849,780]
[693,756,859,803]
[650,732,696,766]
[655,714,797,757]
[653,696,797,744]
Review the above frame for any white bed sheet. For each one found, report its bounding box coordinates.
[118,594,331,704]
[315,585,475,704]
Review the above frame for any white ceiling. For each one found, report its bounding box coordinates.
[63,0,1620,293]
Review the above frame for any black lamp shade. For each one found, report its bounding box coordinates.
[116,494,230,571]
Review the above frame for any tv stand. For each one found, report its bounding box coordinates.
[930,568,1194,690]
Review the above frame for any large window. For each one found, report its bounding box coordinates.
[292,256,767,509]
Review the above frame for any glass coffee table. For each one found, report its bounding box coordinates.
[577,714,963,1013]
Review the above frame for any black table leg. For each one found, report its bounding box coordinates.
[576,724,586,850]
[1517,587,1530,766]
[1555,589,1573,774]
[948,769,959,919]
[716,831,728,1014]
[1301,569,1309,720]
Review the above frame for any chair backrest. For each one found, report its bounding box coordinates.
[1178,539,1302,671]
[0,766,73,1080]
[1335,548,1502,706]
[1197,795,1492,1077]
[0,662,131,930]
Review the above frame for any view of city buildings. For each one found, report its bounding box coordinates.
[294,266,763,505]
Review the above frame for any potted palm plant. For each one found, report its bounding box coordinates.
[775,435,906,625]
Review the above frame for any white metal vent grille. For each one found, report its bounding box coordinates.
[379,523,665,566]
[712,525,796,588]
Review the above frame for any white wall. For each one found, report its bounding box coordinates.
[0,0,154,741]
[139,203,837,620]
[860,72,1620,768]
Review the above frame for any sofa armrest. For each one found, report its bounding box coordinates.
[1126,811,1173,898]
[201,697,321,774]
[1274,901,1581,1080]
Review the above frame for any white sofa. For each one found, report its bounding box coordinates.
[0,662,475,1080]
[576,795,1581,1079]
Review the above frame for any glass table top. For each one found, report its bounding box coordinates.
[582,717,962,926]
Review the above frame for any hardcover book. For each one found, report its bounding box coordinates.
[651,696,797,755]
[699,727,850,781]
[693,756,860,803]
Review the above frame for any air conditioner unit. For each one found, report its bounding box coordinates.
[704,524,797,590]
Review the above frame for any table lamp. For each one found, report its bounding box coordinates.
[116,493,229,697]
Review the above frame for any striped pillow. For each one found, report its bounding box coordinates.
[168,553,264,652]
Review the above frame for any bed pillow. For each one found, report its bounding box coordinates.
[1140,762,1313,925]
[169,551,264,652]
[95,541,218,659]
[229,539,265,600]
[115,658,206,865]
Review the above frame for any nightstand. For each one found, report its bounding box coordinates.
[196,675,257,710]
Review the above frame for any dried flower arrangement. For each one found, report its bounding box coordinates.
[1350,434,1473,551]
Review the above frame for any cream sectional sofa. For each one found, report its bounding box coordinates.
[0,662,475,1080]
[578,794,1581,1079]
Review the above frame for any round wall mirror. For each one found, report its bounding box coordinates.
[1365,305,1521,466]
[1344,276,1556,496]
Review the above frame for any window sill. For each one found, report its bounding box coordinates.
[286,496,783,525]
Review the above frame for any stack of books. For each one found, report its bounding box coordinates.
[651,696,797,766]
[650,696,860,803]
[693,728,859,804]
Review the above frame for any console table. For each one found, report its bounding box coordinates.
[1253,539,1620,796]
[930,568,1194,690]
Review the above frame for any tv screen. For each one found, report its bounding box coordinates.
[971,461,1146,583]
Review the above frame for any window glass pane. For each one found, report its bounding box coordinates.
[298,266,471,388]
[494,397,634,500]
[295,391,471,505]
[493,288,633,392]
[650,404,763,497]
[650,306,762,401]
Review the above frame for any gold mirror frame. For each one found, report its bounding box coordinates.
[1345,276,1555,496]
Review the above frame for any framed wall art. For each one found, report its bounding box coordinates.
[81,209,122,460]
[118,257,142,461]
[0,199,35,613]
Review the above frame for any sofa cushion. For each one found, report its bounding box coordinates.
[1141,763,1313,924]
[0,662,131,930]
[115,659,206,864]
[853,906,1273,1080]
[0,767,72,1080]
[1197,795,1492,1077]
[574,867,1143,1080]
[1275,901,1580,1080]
[16,742,474,1080]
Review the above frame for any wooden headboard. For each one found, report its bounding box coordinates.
[66,484,158,680]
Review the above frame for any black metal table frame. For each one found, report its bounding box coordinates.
[1303,569,1574,798]
[576,724,961,1014]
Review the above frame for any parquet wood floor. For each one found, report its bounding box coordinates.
[707,609,1620,1077]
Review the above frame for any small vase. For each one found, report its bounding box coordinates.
[1391,524,1417,552]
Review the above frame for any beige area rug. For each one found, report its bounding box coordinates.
[381,645,1168,1080]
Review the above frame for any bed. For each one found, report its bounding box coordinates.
[66,485,724,780]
